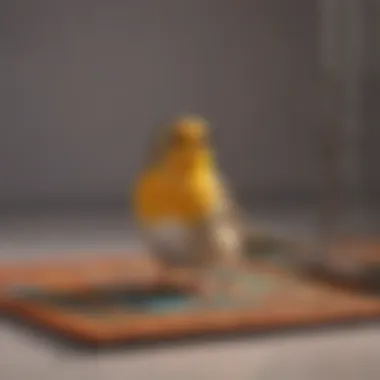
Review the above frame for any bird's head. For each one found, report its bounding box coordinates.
[163,115,214,172]
[171,116,209,146]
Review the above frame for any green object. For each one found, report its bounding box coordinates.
[245,234,298,269]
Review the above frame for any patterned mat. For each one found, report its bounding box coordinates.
[0,255,379,346]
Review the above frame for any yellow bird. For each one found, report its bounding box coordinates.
[132,116,243,271]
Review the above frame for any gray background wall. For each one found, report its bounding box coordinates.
[366,1,380,199]
[2,0,376,213]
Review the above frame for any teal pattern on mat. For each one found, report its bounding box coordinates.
[21,272,281,316]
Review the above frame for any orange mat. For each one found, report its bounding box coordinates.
[0,255,379,346]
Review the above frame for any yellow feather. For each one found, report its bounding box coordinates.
[132,117,220,227]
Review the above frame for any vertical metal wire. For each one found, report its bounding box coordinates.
[341,0,366,233]
[317,0,367,259]
[317,0,344,257]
